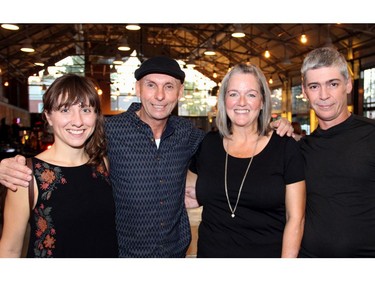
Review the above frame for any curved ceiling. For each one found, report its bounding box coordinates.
[1,23,375,87]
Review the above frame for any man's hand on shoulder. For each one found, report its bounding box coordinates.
[0,155,32,191]
[271,118,294,137]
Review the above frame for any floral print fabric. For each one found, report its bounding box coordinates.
[32,161,66,257]
[27,158,118,258]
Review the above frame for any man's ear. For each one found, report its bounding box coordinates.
[178,84,184,100]
[135,81,141,98]
[346,78,353,95]
[302,86,309,100]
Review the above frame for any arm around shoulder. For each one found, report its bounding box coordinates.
[0,155,32,191]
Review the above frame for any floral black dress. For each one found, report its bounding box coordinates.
[26,157,118,258]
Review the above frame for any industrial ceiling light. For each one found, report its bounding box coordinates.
[34,55,44,66]
[204,41,216,56]
[118,38,131,51]
[300,25,308,44]
[126,24,141,31]
[20,39,35,53]
[113,53,123,65]
[185,57,196,68]
[231,24,245,38]
[1,24,19,30]
[264,49,270,58]
[212,65,218,78]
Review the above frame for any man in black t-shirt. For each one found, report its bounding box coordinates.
[299,47,375,257]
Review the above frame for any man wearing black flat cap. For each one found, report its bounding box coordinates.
[0,55,294,258]
[105,56,205,257]
[134,55,186,83]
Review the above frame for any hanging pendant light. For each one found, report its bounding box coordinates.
[1,24,19,30]
[126,24,141,31]
[113,54,123,65]
[20,39,35,53]
[118,38,131,51]
[231,24,245,38]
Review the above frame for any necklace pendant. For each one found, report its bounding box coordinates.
[231,214,235,218]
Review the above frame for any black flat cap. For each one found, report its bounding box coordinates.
[134,56,185,83]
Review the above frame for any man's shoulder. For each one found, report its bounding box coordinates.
[170,115,199,130]
[169,116,206,140]
[352,114,375,127]
[105,103,140,124]
[105,112,129,125]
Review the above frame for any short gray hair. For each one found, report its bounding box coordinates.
[215,63,272,138]
[301,47,351,86]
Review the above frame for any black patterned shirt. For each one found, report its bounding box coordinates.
[105,103,205,257]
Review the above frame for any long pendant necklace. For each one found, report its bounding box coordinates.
[224,137,259,218]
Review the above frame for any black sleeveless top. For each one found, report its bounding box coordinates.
[27,157,118,258]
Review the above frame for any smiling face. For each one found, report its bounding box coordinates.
[225,72,263,132]
[45,95,97,149]
[302,66,352,130]
[135,73,184,126]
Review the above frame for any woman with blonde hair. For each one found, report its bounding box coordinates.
[187,63,306,257]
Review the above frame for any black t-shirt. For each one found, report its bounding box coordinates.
[299,114,375,257]
[190,131,304,257]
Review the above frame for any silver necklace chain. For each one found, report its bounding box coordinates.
[224,137,259,218]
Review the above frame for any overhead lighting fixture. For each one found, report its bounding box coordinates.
[204,50,216,56]
[20,39,35,53]
[185,58,196,68]
[264,49,270,58]
[1,24,19,31]
[118,38,131,51]
[300,25,308,44]
[126,24,141,31]
[204,41,216,56]
[212,65,218,78]
[231,24,245,38]
[34,55,44,66]
[113,54,123,65]
[268,76,273,84]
